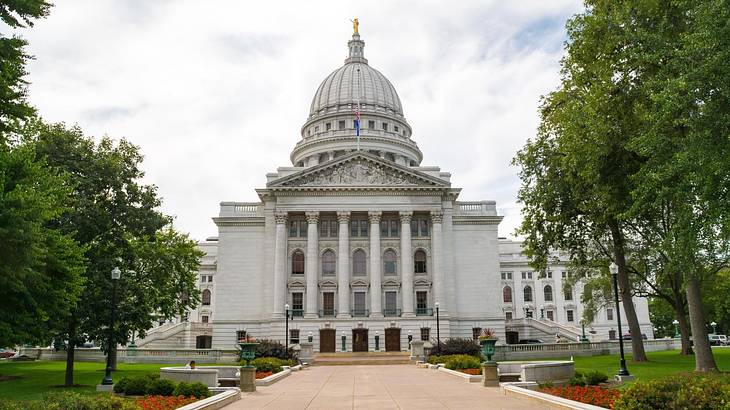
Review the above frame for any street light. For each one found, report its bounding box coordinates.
[375,331,380,351]
[101,267,121,386]
[308,331,313,343]
[672,319,679,338]
[711,321,717,334]
[435,301,441,355]
[609,262,630,377]
[285,303,290,359]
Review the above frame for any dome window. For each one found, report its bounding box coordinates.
[314,126,320,132]
[326,122,332,131]
[382,123,388,131]
[394,126,399,132]
[368,120,375,129]
[338,120,346,130]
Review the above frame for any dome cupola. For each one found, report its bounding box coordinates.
[291,23,422,168]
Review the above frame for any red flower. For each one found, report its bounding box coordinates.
[540,385,619,408]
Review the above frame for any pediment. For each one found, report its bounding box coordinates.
[268,152,449,189]
[414,278,432,288]
[318,279,338,288]
[288,279,306,289]
[382,279,401,288]
[350,279,370,288]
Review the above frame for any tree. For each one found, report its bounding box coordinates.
[25,121,201,385]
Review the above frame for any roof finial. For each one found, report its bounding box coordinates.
[351,18,359,35]
[345,19,367,65]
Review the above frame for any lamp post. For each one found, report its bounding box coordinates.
[308,331,313,343]
[285,303,290,359]
[375,331,380,351]
[711,321,717,334]
[435,301,441,355]
[580,320,589,342]
[341,331,346,352]
[610,262,630,377]
[672,319,679,338]
[101,267,121,386]
[408,330,412,349]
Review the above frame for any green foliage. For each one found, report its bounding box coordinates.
[172,382,210,399]
[443,354,482,370]
[0,391,137,410]
[146,378,177,396]
[120,376,150,396]
[435,338,481,357]
[614,373,730,410]
[253,339,295,360]
[246,357,294,373]
[569,369,607,386]
[568,376,586,387]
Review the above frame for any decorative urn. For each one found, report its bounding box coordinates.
[478,328,498,363]
[238,339,259,368]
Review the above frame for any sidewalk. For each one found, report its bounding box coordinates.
[224,364,550,409]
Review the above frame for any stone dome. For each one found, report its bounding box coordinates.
[291,30,422,168]
[308,62,404,119]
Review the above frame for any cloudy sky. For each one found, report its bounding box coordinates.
[12,0,584,241]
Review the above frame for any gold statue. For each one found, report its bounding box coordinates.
[351,18,359,34]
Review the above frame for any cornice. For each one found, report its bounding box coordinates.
[213,217,266,227]
[452,215,504,225]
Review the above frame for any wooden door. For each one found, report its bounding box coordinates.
[385,328,401,351]
[319,329,336,353]
[352,329,368,352]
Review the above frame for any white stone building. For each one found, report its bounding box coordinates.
[137,30,653,352]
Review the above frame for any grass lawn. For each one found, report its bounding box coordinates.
[0,361,168,401]
[569,347,730,385]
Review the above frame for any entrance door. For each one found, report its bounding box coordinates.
[319,329,336,353]
[352,329,368,352]
[385,328,401,351]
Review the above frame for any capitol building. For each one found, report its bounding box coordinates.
[139,28,653,352]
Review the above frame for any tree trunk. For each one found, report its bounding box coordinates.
[609,220,648,362]
[686,275,717,372]
[671,288,693,355]
[64,321,76,387]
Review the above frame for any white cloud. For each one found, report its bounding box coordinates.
[10,0,583,240]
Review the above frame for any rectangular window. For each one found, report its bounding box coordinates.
[472,327,481,341]
[384,255,396,275]
[290,329,300,344]
[354,292,366,316]
[416,291,427,314]
[289,221,298,237]
[326,122,331,131]
[420,219,429,236]
[394,125,399,132]
[380,220,388,237]
[300,220,307,237]
[522,272,526,280]
[351,220,359,237]
[208,275,213,282]
[526,310,533,319]
[368,120,375,129]
[501,272,506,280]
[385,291,397,315]
[506,272,512,280]
[338,120,345,130]
[607,308,614,321]
[410,220,418,236]
[236,330,247,342]
[528,272,533,279]
[360,220,368,236]
[292,292,303,316]
[200,275,206,283]
[562,272,566,278]
[547,271,553,278]
[330,220,338,237]
[567,310,575,322]
[382,123,388,131]
[201,315,209,324]
[320,220,329,237]
[547,310,554,321]
[323,292,335,316]
[389,220,398,237]
[420,327,430,341]
[314,126,319,132]
[505,311,513,320]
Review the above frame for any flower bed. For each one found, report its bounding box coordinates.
[459,368,481,375]
[136,395,199,410]
[255,370,273,379]
[540,385,619,408]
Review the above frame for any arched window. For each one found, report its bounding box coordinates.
[292,250,304,275]
[503,286,512,303]
[322,250,335,276]
[353,249,366,276]
[202,289,211,306]
[414,250,427,274]
[383,249,397,275]
[544,285,553,302]
[523,286,533,302]
[564,285,573,301]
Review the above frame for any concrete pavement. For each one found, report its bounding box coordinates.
[223,364,550,409]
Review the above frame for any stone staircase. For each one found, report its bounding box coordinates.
[314,351,412,366]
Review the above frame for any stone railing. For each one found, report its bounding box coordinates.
[219,202,263,217]
[453,201,497,216]
[20,347,241,364]
[493,338,679,361]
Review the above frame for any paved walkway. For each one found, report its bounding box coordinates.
[224,365,548,409]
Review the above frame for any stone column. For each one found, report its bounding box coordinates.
[400,211,415,317]
[431,211,445,314]
[369,211,383,317]
[305,211,319,318]
[337,211,351,318]
[273,211,288,318]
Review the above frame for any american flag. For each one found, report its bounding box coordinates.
[354,105,361,137]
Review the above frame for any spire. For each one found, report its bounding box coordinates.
[345,19,367,65]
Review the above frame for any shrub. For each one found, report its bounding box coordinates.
[246,357,294,373]
[427,355,445,364]
[147,378,177,396]
[435,338,481,357]
[614,373,730,410]
[583,370,608,386]
[568,376,586,387]
[122,376,151,396]
[113,376,130,393]
[173,381,211,399]
[253,339,296,360]
[443,354,482,370]
[0,391,138,410]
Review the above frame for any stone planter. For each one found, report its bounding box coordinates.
[479,339,498,363]
[238,342,259,367]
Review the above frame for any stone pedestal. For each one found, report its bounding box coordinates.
[299,342,314,364]
[96,384,114,392]
[410,340,425,361]
[614,374,635,383]
[482,363,499,387]
[240,367,256,392]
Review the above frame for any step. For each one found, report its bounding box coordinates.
[314,352,412,366]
